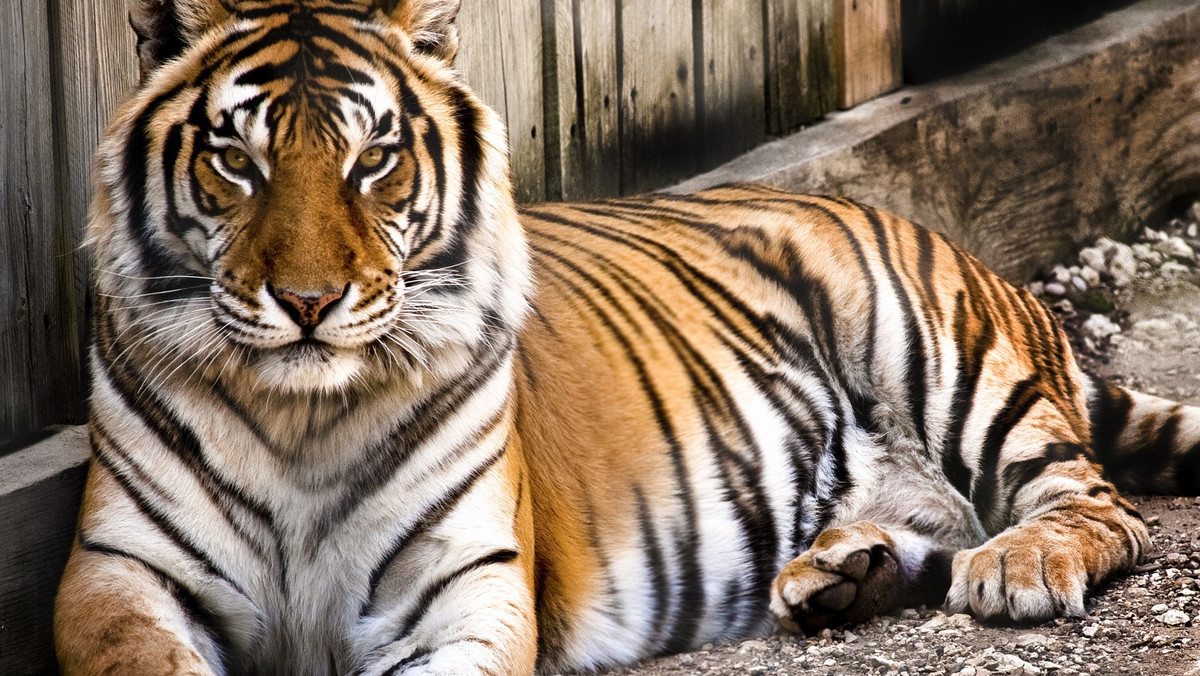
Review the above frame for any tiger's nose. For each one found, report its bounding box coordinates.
[269,284,345,331]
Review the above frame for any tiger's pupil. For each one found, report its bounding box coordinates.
[358,147,385,169]
[223,148,250,172]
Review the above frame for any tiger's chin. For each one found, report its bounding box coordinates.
[250,342,366,394]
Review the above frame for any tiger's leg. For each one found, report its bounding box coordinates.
[944,404,1149,621]
[55,464,224,676]
[769,521,955,632]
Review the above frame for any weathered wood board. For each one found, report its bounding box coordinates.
[0,427,90,675]
[543,0,620,201]
[675,0,1200,284]
[457,0,546,203]
[699,0,765,170]
[618,0,697,194]
[765,0,837,135]
[834,0,901,108]
[0,0,81,453]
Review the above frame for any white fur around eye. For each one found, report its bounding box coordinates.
[358,151,398,193]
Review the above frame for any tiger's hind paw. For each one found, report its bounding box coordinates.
[770,521,899,633]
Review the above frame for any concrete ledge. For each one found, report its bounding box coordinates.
[1,427,89,675]
[673,0,1200,282]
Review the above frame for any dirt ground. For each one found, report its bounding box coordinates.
[592,246,1200,676]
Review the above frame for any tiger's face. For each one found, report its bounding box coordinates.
[91,0,528,395]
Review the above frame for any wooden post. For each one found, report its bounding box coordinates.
[698,0,766,170]
[457,0,546,203]
[618,0,697,194]
[765,0,837,135]
[543,0,620,202]
[834,0,902,108]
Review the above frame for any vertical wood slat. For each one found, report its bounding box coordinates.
[618,0,697,194]
[0,0,71,452]
[457,0,546,203]
[834,0,902,108]
[543,0,620,202]
[54,0,139,418]
[765,0,837,136]
[698,0,765,170]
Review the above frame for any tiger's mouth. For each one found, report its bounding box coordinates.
[249,336,367,393]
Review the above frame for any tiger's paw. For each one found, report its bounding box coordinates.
[944,526,1089,623]
[770,521,899,633]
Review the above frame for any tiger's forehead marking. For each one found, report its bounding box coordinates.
[192,4,408,172]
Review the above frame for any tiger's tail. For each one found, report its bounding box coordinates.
[1086,374,1200,495]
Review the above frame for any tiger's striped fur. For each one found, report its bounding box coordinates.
[55,0,1200,674]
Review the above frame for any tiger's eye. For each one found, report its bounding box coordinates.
[358,146,385,170]
[223,148,251,172]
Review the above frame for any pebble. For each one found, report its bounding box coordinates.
[1027,280,1045,296]
[1044,282,1067,296]
[1079,266,1100,286]
[1161,261,1190,277]
[1081,314,1121,342]
[1161,609,1191,626]
[1082,624,1100,637]
[1153,236,1194,260]
[1052,265,1072,284]
[1079,247,1106,272]
[1071,276,1088,292]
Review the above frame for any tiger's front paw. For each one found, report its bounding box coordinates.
[770,521,899,632]
[945,526,1089,623]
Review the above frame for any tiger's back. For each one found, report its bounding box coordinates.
[54,1,1200,674]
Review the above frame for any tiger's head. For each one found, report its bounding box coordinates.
[91,0,528,395]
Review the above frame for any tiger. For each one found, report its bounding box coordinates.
[53,0,1200,674]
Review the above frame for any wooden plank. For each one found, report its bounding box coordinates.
[0,0,67,452]
[698,0,765,170]
[675,0,1200,284]
[618,0,697,194]
[0,427,90,675]
[834,0,901,108]
[51,0,140,433]
[543,0,620,201]
[765,0,837,135]
[457,0,545,203]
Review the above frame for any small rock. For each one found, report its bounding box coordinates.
[1081,314,1121,342]
[1082,624,1100,638]
[1079,266,1100,286]
[1044,282,1067,296]
[1016,633,1049,647]
[842,630,857,643]
[1161,261,1190,277]
[1078,247,1106,272]
[1186,202,1200,224]
[1132,243,1164,265]
[1051,265,1071,284]
[747,666,767,675]
[1154,236,1195,260]
[1027,280,1045,297]
[1152,603,1170,614]
[1161,609,1190,626]
[1143,227,1168,242]
[1106,243,1137,286]
[870,655,901,670]
[1071,276,1088,292]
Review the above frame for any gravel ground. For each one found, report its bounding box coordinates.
[594,211,1200,676]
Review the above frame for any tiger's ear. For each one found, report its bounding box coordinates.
[380,0,462,63]
[129,0,231,79]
